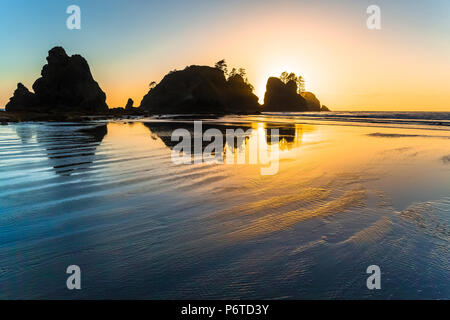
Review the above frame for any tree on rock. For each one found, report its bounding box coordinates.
[214,59,228,76]
[280,71,306,94]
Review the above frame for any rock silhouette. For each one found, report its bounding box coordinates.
[144,121,303,155]
[262,77,308,112]
[125,98,134,110]
[5,83,38,112]
[140,66,260,114]
[36,123,107,176]
[301,92,321,111]
[4,47,331,118]
[6,47,108,113]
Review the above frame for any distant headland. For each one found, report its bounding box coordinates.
[1,47,330,123]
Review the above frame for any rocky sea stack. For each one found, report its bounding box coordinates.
[140,65,260,114]
[125,98,134,110]
[262,77,308,112]
[5,47,108,114]
[301,91,321,111]
[263,76,330,112]
[2,48,330,120]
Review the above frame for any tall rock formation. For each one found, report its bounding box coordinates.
[6,47,108,113]
[262,77,308,112]
[125,98,134,110]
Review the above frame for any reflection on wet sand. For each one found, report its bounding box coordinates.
[1,116,449,299]
[143,121,311,163]
[230,189,366,239]
[34,124,107,175]
[216,187,331,218]
[15,126,35,144]
[141,121,370,239]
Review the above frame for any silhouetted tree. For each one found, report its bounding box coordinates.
[238,68,254,91]
[280,71,306,94]
[280,71,289,84]
[280,71,297,83]
[149,81,156,90]
[298,76,305,93]
[226,66,254,91]
[212,60,255,92]
[229,67,237,78]
[215,59,228,76]
[288,72,297,83]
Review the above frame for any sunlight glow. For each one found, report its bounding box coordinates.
[256,62,312,104]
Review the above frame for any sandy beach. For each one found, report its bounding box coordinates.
[0,112,448,299]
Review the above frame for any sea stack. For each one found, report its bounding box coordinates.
[5,47,108,114]
[139,65,260,114]
[125,98,134,110]
[262,77,308,112]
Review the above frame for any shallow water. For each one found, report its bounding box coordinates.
[0,113,449,299]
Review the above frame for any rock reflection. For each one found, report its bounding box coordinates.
[143,121,308,159]
[34,124,107,175]
[15,126,35,144]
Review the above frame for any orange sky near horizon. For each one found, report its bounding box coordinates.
[93,5,450,111]
[1,1,449,111]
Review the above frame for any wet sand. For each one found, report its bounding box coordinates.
[0,114,449,299]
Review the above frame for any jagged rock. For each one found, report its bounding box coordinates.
[6,47,108,114]
[140,66,260,114]
[321,105,330,111]
[125,98,134,109]
[226,74,260,113]
[301,91,321,111]
[5,83,38,112]
[262,77,307,112]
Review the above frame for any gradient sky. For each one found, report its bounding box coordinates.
[1,0,449,110]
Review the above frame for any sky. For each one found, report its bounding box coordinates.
[0,0,449,111]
